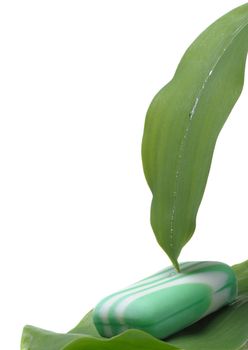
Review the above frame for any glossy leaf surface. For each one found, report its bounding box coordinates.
[142,4,248,269]
[21,260,248,350]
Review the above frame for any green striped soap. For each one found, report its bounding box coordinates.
[93,261,237,339]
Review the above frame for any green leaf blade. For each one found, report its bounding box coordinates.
[21,326,180,350]
[142,4,248,268]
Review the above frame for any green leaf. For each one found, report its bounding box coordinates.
[21,260,248,350]
[21,325,179,350]
[232,260,248,295]
[69,310,102,338]
[141,3,248,269]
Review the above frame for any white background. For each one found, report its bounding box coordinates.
[0,1,247,348]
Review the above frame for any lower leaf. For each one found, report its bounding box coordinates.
[21,326,179,350]
[21,260,248,350]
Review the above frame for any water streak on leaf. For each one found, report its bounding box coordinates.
[142,4,248,269]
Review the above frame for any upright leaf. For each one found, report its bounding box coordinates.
[142,4,248,269]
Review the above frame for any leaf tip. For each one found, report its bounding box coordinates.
[167,253,181,273]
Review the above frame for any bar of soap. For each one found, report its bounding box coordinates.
[93,261,237,339]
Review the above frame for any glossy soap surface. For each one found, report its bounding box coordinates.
[93,261,237,339]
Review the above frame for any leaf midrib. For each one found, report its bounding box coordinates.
[169,19,248,254]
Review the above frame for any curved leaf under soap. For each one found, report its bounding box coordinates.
[142,3,248,269]
[21,260,248,350]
